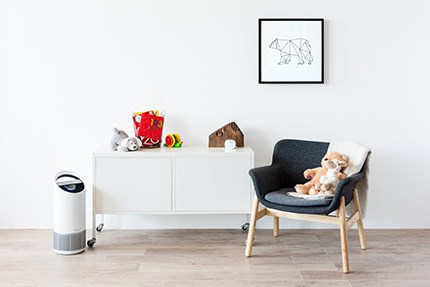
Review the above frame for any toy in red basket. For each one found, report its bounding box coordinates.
[164,134,183,148]
[132,110,165,148]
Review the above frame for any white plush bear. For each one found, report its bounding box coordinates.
[111,127,142,152]
[317,159,346,196]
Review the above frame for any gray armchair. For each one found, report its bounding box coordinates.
[245,139,369,273]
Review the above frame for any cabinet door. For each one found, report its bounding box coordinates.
[94,157,172,212]
[175,157,251,212]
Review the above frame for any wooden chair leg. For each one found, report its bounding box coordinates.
[339,196,349,273]
[273,216,279,237]
[353,189,367,250]
[245,195,260,257]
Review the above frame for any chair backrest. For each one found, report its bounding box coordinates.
[273,139,329,188]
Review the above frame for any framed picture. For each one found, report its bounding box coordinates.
[259,18,324,84]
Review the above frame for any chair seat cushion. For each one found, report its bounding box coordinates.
[264,188,333,207]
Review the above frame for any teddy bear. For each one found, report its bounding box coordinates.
[111,127,142,152]
[294,151,348,195]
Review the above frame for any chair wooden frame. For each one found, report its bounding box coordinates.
[245,189,367,273]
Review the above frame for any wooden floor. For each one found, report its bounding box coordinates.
[1,229,430,286]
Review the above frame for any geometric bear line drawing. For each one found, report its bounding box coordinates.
[269,38,313,65]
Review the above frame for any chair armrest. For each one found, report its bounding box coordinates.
[335,172,364,204]
[249,165,284,199]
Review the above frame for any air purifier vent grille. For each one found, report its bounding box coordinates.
[53,231,86,254]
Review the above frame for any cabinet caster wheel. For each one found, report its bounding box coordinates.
[241,222,250,231]
[87,238,96,247]
[96,223,104,232]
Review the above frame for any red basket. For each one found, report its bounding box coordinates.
[132,110,164,148]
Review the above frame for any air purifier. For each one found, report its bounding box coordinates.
[53,170,86,255]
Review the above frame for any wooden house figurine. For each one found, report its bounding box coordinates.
[208,122,244,148]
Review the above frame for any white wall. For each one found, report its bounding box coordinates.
[1,0,429,229]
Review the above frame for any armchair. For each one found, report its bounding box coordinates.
[245,139,370,273]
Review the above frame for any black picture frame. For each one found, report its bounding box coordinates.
[259,18,324,84]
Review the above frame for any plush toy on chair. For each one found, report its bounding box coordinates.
[295,151,348,195]
[111,127,142,152]
[314,158,348,196]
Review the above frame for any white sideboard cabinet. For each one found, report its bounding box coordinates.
[89,146,254,246]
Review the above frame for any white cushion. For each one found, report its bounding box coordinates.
[328,141,370,176]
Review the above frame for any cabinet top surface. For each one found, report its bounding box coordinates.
[94,145,254,157]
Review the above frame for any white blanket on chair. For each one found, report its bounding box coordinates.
[328,141,371,218]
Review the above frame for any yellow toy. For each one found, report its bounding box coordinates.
[164,133,183,148]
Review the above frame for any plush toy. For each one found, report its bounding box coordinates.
[294,151,348,195]
[311,159,346,196]
[111,127,142,152]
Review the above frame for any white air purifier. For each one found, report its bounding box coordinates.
[53,170,86,255]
